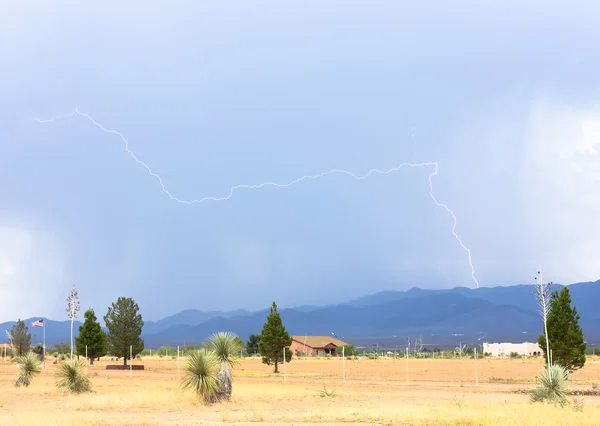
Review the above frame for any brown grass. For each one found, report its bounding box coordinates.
[1,355,600,425]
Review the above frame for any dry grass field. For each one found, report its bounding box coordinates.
[1,355,600,425]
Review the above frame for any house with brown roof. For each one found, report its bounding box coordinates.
[290,336,350,357]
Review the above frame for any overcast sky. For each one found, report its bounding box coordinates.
[1,1,599,322]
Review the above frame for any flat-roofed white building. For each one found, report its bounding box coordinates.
[483,342,542,357]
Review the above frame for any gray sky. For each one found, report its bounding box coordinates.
[1,1,599,322]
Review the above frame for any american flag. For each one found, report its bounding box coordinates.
[32,319,44,327]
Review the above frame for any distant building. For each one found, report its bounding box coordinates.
[483,342,542,357]
[290,336,350,357]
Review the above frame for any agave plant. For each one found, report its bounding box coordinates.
[14,352,42,387]
[56,360,91,393]
[205,331,243,401]
[181,349,220,404]
[530,364,569,407]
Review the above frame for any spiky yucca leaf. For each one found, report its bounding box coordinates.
[14,352,41,387]
[181,349,220,404]
[56,360,91,393]
[205,331,243,369]
[205,331,243,401]
[530,364,569,406]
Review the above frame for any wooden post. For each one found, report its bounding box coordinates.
[474,348,478,387]
[405,347,409,385]
[342,346,345,383]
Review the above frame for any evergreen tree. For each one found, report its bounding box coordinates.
[246,334,260,355]
[538,287,586,372]
[11,319,31,356]
[104,297,144,366]
[76,309,108,365]
[258,302,292,373]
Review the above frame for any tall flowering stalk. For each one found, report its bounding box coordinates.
[66,285,80,366]
[534,267,553,384]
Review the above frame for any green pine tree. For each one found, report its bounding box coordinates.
[104,297,145,366]
[258,302,292,373]
[246,334,260,355]
[75,309,107,365]
[10,319,31,356]
[538,286,586,373]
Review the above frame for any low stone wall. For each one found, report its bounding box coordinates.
[105,364,145,370]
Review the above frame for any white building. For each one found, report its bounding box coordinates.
[483,342,542,357]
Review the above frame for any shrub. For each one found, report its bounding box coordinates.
[205,331,242,401]
[14,352,42,387]
[530,364,569,407]
[56,361,91,394]
[181,349,220,404]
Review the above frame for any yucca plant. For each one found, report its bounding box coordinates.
[56,360,91,393]
[530,364,570,407]
[181,349,220,404]
[205,331,243,401]
[14,352,42,387]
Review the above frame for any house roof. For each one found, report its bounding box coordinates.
[291,336,349,349]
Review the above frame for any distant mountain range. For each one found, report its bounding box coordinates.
[3,280,599,349]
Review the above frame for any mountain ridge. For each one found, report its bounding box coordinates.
[2,280,599,349]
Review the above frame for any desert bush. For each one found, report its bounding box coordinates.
[316,383,336,398]
[530,364,569,407]
[14,352,42,387]
[181,349,220,404]
[510,352,521,359]
[56,361,91,394]
[205,331,242,401]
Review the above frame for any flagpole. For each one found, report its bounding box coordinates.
[43,320,46,374]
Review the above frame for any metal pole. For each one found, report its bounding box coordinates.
[474,348,478,387]
[283,347,286,382]
[342,346,345,383]
[405,347,409,385]
[177,346,180,378]
[86,345,88,375]
[43,322,46,374]
[130,346,132,377]
[4,343,6,373]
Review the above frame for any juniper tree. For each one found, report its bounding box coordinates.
[104,297,144,366]
[10,320,31,356]
[258,301,292,373]
[538,286,586,373]
[75,309,107,365]
[246,334,260,355]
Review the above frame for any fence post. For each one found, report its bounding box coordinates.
[130,346,132,377]
[177,346,180,378]
[342,346,345,383]
[474,348,478,387]
[405,347,409,385]
[85,345,88,375]
[283,347,286,382]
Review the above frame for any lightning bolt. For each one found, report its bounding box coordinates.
[32,108,480,288]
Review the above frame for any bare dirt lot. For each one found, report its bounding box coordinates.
[1,355,600,425]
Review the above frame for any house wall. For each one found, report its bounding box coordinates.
[289,340,338,357]
[483,342,542,357]
[290,339,316,356]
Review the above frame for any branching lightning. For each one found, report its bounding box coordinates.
[32,108,480,288]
